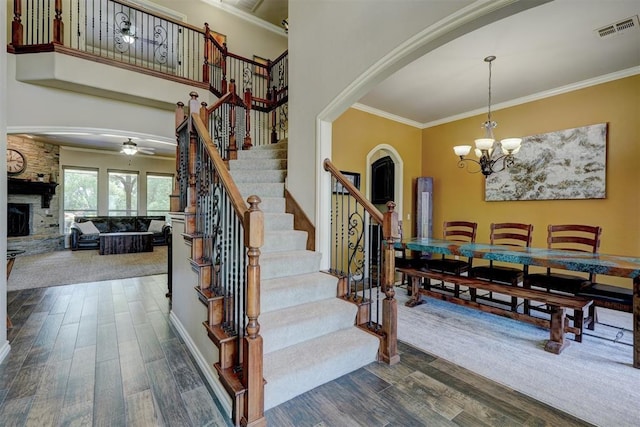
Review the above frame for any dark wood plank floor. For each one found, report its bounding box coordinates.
[2,275,591,426]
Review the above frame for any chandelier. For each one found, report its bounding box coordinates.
[453,56,522,177]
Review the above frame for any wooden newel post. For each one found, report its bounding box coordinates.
[227,80,238,161]
[243,88,252,150]
[381,201,400,365]
[242,196,266,427]
[203,23,210,84]
[175,101,185,127]
[11,0,23,47]
[200,102,208,130]
[185,92,199,234]
[53,0,63,44]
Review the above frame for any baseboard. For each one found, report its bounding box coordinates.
[169,310,232,418]
[0,340,10,364]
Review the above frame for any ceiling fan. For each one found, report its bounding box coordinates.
[121,138,155,156]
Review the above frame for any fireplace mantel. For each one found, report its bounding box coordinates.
[8,178,59,208]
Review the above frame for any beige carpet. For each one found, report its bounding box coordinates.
[7,246,168,290]
[395,289,639,427]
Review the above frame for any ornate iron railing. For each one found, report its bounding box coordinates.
[323,159,400,365]
[176,99,265,425]
[10,0,205,81]
[204,26,288,147]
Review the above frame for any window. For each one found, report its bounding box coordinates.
[63,168,98,233]
[108,170,138,216]
[147,173,173,220]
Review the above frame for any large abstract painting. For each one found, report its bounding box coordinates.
[485,123,607,201]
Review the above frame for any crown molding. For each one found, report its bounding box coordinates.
[353,67,640,129]
[420,66,640,129]
[351,103,422,128]
[200,0,287,36]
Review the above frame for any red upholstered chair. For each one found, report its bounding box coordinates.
[469,222,533,311]
[420,221,477,297]
[523,224,601,342]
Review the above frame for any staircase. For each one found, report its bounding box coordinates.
[229,141,381,410]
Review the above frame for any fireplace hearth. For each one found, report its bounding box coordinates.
[8,203,30,237]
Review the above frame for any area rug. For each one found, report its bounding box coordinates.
[7,246,168,290]
[395,291,640,427]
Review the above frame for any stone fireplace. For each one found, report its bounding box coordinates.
[7,135,63,255]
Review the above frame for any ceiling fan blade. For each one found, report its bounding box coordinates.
[138,148,155,155]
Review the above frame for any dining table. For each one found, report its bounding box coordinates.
[398,237,640,368]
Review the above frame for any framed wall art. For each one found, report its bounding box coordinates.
[485,123,607,201]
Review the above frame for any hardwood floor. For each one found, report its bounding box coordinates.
[1,275,590,426]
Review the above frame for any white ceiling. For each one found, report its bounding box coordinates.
[16,0,640,155]
[359,0,640,127]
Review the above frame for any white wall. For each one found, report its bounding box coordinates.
[168,214,232,417]
[149,0,287,60]
[287,0,549,266]
[1,0,9,361]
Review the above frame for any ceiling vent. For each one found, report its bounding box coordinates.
[595,15,640,39]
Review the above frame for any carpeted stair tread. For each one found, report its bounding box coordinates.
[261,250,321,279]
[261,272,338,313]
[236,148,287,159]
[264,213,294,231]
[263,326,379,409]
[263,230,308,253]
[261,298,357,354]
[228,158,287,171]
[258,197,286,213]
[237,182,284,198]
[230,169,286,183]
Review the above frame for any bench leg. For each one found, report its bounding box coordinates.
[405,276,425,308]
[545,305,569,354]
[574,309,584,343]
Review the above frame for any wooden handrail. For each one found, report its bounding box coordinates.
[205,91,234,114]
[191,112,248,220]
[323,158,384,224]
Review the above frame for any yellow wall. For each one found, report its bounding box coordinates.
[332,108,423,237]
[422,75,640,285]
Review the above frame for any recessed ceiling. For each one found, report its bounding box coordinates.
[358,0,640,127]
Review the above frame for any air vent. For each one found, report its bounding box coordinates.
[595,15,640,39]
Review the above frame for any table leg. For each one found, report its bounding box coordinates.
[634,277,639,368]
[404,276,425,307]
[544,305,568,354]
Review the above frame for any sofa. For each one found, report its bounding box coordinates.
[70,216,171,251]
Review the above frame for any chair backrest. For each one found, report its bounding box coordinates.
[490,222,533,248]
[489,222,534,272]
[441,221,477,264]
[442,221,477,243]
[546,224,602,280]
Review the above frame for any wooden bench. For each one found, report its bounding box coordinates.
[397,267,594,354]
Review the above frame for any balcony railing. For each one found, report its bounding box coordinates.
[10,0,206,82]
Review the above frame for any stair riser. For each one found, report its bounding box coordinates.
[262,328,379,410]
[238,183,284,198]
[229,159,287,170]
[261,273,338,313]
[230,170,286,183]
[261,300,357,354]
[259,198,286,213]
[262,231,307,253]
[237,149,287,160]
[264,214,293,231]
[261,252,321,280]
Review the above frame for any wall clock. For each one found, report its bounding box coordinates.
[7,148,26,175]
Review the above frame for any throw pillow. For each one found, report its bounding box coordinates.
[148,219,166,233]
[76,220,100,235]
